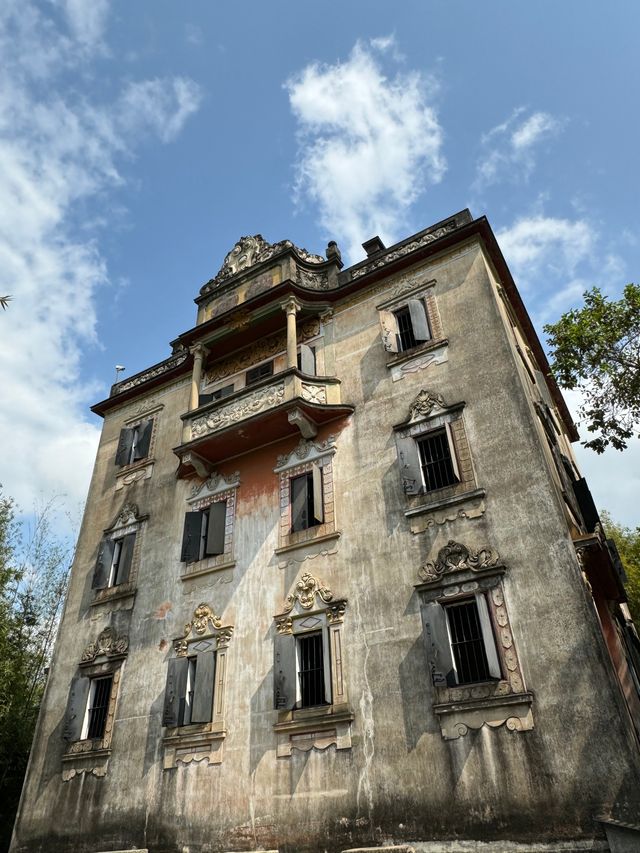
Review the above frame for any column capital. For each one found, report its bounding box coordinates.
[190,342,208,360]
[281,296,302,317]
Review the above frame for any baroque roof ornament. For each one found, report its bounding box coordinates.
[203,235,325,293]
[418,540,499,583]
[283,572,333,612]
[408,389,448,422]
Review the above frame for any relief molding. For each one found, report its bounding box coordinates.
[191,382,285,438]
[173,603,234,656]
[81,628,129,664]
[418,539,499,583]
[275,435,336,470]
[282,572,333,613]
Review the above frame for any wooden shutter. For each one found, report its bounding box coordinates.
[299,344,316,375]
[420,601,456,688]
[162,657,189,727]
[190,651,216,724]
[379,309,399,353]
[92,538,113,589]
[134,419,152,461]
[116,533,136,584]
[395,434,422,495]
[181,512,202,563]
[475,594,501,679]
[273,632,296,710]
[205,501,226,557]
[408,298,431,343]
[444,421,461,481]
[115,428,134,467]
[291,475,308,532]
[62,675,91,742]
[312,464,324,523]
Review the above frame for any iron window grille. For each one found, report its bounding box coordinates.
[297,632,328,708]
[444,597,500,685]
[417,429,457,491]
[394,306,418,351]
[83,675,113,740]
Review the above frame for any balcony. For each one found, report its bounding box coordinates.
[175,368,353,476]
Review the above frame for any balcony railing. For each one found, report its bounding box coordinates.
[175,368,352,474]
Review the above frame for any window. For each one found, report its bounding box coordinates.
[417,428,459,492]
[246,360,273,385]
[297,344,316,375]
[274,618,332,711]
[181,501,227,563]
[198,384,234,407]
[443,596,501,685]
[290,469,323,533]
[380,298,431,353]
[162,647,217,727]
[115,419,153,467]
[297,632,329,708]
[81,675,113,740]
[92,532,136,590]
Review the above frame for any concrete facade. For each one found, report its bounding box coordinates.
[10,211,640,853]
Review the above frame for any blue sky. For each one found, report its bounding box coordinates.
[1,0,639,529]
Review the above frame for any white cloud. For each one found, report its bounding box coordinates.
[0,1,201,519]
[286,38,446,262]
[474,108,563,191]
[59,0,110,49]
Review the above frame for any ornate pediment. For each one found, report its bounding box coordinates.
[189,470,240,501]
[418,540,499,583]
[275,435,336,470]
[173,603,233,656]
[202,235,325,293]
[282,572,333,613]
[108,502,140,531]
[81,627,129,663]
[408,389,448,422]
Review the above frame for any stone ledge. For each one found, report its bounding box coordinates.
[344,842,608,853]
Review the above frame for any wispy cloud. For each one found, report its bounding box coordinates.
[0,1,201,518]
[474,108,564,191]
[286,37,446,262]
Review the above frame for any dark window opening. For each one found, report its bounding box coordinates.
[179,657,197,726]
[246,361,274,385]
[394,307,417,351]
[297,345,316,375]
[417,430,457,492]
[290,471,321,533]
[297,632,327,708]
[110,539,125,586]
[199,384,234,406]
[86,676,112,739]
[445,601,491,685]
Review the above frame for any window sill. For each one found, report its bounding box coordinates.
[275,529,341,555]
[433,690,534,740]
[274,705,354,757]
[405,487,486,534]
[180,557,236,580]
[386,337,448,368]
[115,458,154,490]
[61,744,111,781]
[90,584,137,608]
[162,723,227,769]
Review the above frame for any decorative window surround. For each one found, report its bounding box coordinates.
[163,603,234,769]
[181,471,240,580]
[91,503,147,611]
[61,627,128,780]
[394,390,481,527]
[415,540,533,740]
[274,438,338,553]
[114,404,163,490]
[273,572,353,757]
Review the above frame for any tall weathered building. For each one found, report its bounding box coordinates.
[11,211,640,853]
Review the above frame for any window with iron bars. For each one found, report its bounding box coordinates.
[297,632,328,708]
[444,598,500,685]
[417,429,457,492]
[82,675,113,740]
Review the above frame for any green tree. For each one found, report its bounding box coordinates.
[544,284,640,452]
[601,511,640,626]
[0,490,71,852]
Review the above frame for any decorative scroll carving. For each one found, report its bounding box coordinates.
[296,267,330,290]
[351,219,461,280]
[408,389,448,421]
[418,540,499,583]
[201,235,325,293]
[276,435,335,469]
[111,503,139,529]
[283,572,333,613]
[327,601,347,624]
[301,383,327,404]
[190,471,240,499]
[173,603,234,656]
[190,383,285,438]
[81,628,129,663]
[111,351,188,397]
[275,616,293,635]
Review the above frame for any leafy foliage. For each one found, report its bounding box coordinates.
[601,511,640,626]
[0,490,71,852]
[544,284,640,452]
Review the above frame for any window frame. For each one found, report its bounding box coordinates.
[377,282,442,358]
[245,359,274,386]
[115,418,154,468]
[81,674,114,740]
[181,471,239,579]
[91,503,145,605]
[415,425,460,494]
[442,593,502,686]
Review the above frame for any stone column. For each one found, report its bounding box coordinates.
[282,297,301,369]
[189,344,206,411]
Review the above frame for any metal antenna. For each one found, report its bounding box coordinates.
[115,365,125,382]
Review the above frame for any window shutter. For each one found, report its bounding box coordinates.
[134,419,152,461]
[395,434,422,495]
[379,309,399,353]
[62,675,91,742]
[206,501,226,557]
[181,512,202,563]
[117,533,136,584]
[273,631,296,710]
[312,464,324,523]
[444,421,461,481]
[475,594,501,679]
[190,651,216,724]
[92,539,113,589]
[291,475,308,532]
[162,657,189,727]
[299,344,316,375]
[420,601,456,688]
[115,428,134,467]
[408,298,431,343]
